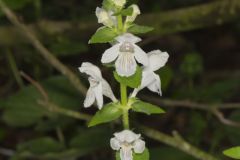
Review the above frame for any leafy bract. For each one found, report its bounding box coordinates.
[131,99,165,115]
[223,146,240,159]
[89,27,118,44]
[114,66,142,88]
[88,102,122,127]
[128,24,154,34]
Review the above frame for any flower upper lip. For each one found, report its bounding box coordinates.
[131,50,169,97]
[79,62,117,109]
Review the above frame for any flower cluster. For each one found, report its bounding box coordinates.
[79,1,169,160]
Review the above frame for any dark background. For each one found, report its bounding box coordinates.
[0,0,240,159]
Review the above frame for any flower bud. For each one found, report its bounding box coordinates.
[126,4,141,24]
[96,7,114,27]
[110,0,126,8]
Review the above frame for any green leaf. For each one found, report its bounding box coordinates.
[70,126,111,151]
[88,102,122,127]
[1,76,82,127]
[114,7,133,16]
[89,27,118,44]
[114,66,142,88]
[223,146,240,159]
[131,99,165,115]
[116,148,150,160]
[128,24,154,34]
[0,0,32,17]
[50,39,88,56]
[13,127,112,160]
[180,53,203,78]
[17,137,65,154]
[150,147,195,160]
[102,0,114,10]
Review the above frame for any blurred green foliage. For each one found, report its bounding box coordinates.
[0,0,240,160]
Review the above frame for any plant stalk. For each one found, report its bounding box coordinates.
[120,83,129,129]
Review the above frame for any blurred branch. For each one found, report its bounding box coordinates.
[142,96,240,128]
[143,97,240,110]
[0,0,87,95]
[0,0,240,45]
[0,147,15,157]
[143,0,240,35]
[20,71,48,101]
[38,101,91,121]
[20,71,91,121]
[138,125,219,160]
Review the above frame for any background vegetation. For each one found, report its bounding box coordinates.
[0,0,240,159]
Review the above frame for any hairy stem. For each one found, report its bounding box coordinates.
[120,83,127,106]
[120,83,129,129]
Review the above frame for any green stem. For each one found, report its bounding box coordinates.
[120,83,129,129]
[120,83,127,106]
[117,15,123,32]
[123,109,129,129]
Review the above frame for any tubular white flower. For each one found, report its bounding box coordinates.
[110,130,145,160]
[101,33,149,77]
[131,50,169,97]
[79,62,117,109]
[96,7,116,27]
[125,4,141,24]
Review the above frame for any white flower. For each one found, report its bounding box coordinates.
[131,50,169,97]
[79,62,117,109]
[96,7,116,27]
[110,0,126,8]
[101,33,149,77]
[125,4,140,24]
[110,130,145,160]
